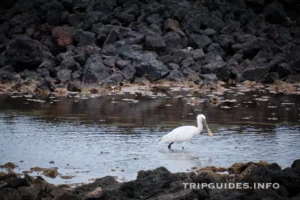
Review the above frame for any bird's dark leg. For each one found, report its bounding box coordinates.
[168,142,174,149]
[182,142,186,150]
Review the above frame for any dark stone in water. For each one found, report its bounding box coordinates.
[291,159,300,169]
[35,78,55,93]
[0,160,300,199]
[67,82,81,92]
[120,167,177,198]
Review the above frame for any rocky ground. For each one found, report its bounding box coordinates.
[0,159,300,200]
[0,0,300,96]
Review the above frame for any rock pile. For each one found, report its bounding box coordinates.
[0,159,300,199]
[0,0,300,92]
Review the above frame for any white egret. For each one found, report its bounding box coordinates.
[159,114,213,149]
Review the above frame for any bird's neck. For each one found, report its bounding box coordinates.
[197,119,203,133]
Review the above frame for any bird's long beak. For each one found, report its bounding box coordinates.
[204,119,213,136]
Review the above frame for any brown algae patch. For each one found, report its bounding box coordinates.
[228,161,269,174]
[60,175,75,179]
[1,80,300,99]
[0,172,7,177]
[195,166,228,173]
[193,161,270,177]
[0,162,18,170]
[30,166,59,178]
[266,80,300,94]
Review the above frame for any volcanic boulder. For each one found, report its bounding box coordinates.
[6,36,54,71]
[82,55,112,84]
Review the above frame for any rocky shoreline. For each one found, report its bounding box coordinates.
[1,0,300,95]
[1,78,300,98]
[0,159,300,200]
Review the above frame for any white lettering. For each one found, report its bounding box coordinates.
[236,183,242,189]
[201,183,207,189]
[257,183,264,189]
[216,183,223,189]
[181,182,280,190]
[243,183,250,189]
[190,183,196,189]
[228,183,235,189]
[208,183,215,189]
[273,183,280,189]
[182,183,189,189]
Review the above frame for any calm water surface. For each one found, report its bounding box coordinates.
[0,88,300,185]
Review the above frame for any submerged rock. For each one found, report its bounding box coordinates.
[0,162,18,170]
[228,161,269,174]
[35,78,55,95]
[67,82,82,92]
[43,168,59,178]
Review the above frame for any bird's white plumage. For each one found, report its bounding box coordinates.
[159,126,200,143]
[159,114,212,149]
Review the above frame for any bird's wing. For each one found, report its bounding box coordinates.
[159,126,197,143]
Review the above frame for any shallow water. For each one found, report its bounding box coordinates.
[0,88,300,185]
